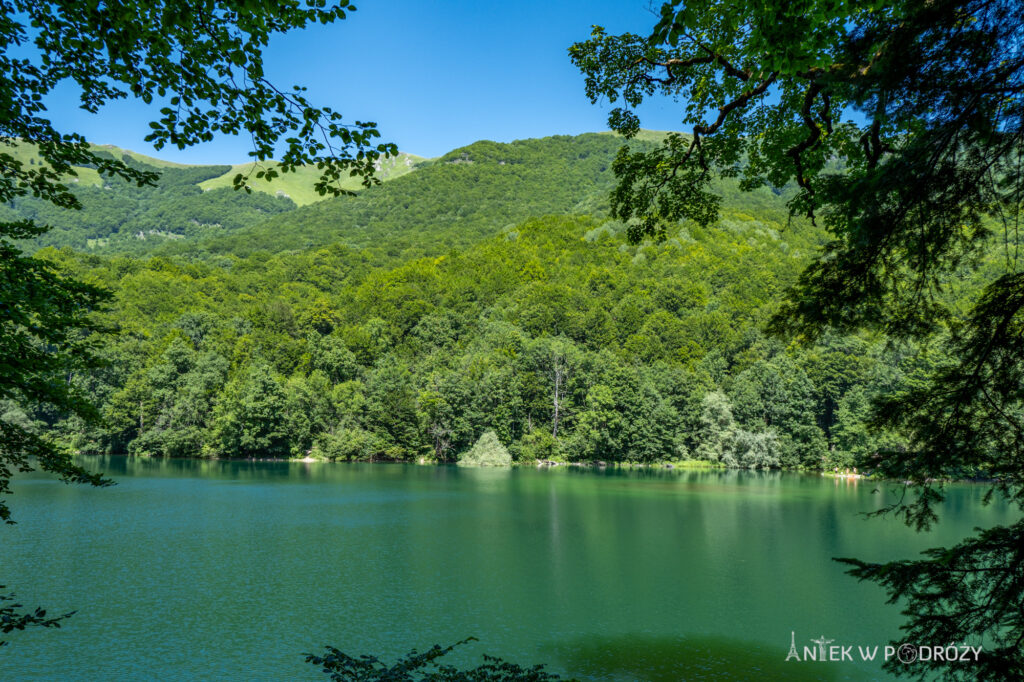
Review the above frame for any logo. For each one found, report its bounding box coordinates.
[897,643,919,664]
[784,631,982,664]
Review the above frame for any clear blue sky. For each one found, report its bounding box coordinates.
[45,1,683,163]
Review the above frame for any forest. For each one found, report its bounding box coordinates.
[5,132,990,471]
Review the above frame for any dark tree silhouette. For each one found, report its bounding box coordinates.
[572,1,1024,678]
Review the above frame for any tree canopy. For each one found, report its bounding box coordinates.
[572,1,1024,677]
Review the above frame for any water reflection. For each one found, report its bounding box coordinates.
[545,633,841,681]
[5,456,1018,680]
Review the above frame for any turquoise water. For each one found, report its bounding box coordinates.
[1,458,1015,680]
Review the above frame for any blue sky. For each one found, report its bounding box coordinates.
[46,1,683,163]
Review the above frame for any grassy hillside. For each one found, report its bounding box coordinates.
[2,139,103,187]
[6,132,800,260]
[2,142,420,253]
[166,132,806,262]
[91,144,195,169]
[1,153,296,253]
[197,152,424,206]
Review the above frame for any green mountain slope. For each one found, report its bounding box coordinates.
[1,142,420,253]
[1,155,294,252]
[5,133,802,260]
[10,130,1005,475]
[14,130,923,472]
[90,144,196,169]
[167,132,803,262]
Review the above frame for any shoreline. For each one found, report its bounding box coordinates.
[71,453,1001,484]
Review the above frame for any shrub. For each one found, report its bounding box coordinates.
[458,431,512,467]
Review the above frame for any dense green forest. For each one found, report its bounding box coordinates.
[4,133,965,469]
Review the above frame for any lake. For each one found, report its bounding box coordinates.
[1,458,1015,680]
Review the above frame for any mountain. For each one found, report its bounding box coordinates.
[6,133,806,260]
[159,132,805,262]
[1,142,420,253]
[51,209,853,466]
[13,129,912,472]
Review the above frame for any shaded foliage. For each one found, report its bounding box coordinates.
[306,638,564,682]
[0,587,74,648]
[838,520,1024,681]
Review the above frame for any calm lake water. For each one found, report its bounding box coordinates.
[1,458,1016,680]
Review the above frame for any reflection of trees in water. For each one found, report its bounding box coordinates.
[545,633,842,681]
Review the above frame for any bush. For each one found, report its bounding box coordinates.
[458,431,512,467]
[731,429,780,469]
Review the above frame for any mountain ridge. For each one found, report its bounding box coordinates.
[7,131,809,261]
[156,131,807,263]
